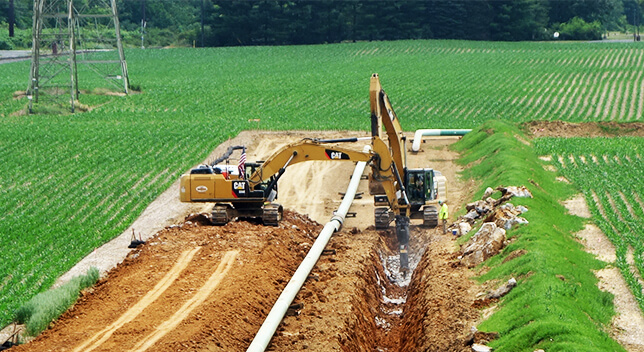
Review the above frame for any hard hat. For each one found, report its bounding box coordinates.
[438,200,442,204]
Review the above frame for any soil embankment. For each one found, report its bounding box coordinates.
[525,120,644,138]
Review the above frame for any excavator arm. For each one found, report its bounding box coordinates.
[182,136,406,211]
[246,137,408,212]
[370,73,407,174]
[248,138,374,186]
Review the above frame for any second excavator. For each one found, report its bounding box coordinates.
[368,73,447,230]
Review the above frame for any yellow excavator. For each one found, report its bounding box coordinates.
[180,136,414,268]
[368,73,447,229]
[180,137,405,222]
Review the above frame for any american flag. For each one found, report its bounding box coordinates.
[238,147,246,179]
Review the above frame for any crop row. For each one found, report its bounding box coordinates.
[534,137,644,313]
[5,41,644,127]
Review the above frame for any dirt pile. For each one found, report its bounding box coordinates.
[524,120,644,138]
[12,211,323,352]
[11,213,482,352]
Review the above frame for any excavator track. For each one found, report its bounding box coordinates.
[211,206,230,226]
[422,206,439,228]
[374,207,391,230]
[262,204,283,226]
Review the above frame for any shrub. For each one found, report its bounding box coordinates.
[557,17,603,40]
[14,267,100,337]
[0,32,14,50]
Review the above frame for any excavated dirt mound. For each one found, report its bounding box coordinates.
[524,120,644,138]
[10,132,482,351]
[12,211,323,352]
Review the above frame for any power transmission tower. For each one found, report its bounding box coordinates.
[27,0,129,113]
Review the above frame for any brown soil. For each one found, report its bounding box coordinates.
[9,132,481,352]
[523,120,644,138]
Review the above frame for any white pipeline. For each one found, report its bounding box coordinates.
[411,129,472,152]
[246,149,370,352]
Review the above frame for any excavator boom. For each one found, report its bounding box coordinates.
[370,73,406,175]
[248,138,374,186]
[369,73,450,271]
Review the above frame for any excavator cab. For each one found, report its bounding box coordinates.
[404,168,442,227]
[405,169,434,206]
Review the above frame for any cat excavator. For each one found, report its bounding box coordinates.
[368,73,447,230]
[180,135,414,268]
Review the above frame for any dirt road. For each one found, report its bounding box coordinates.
[11,131,481,351]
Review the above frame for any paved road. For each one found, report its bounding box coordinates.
[0,50,31,64]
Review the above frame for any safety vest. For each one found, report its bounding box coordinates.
[439,203,449,220]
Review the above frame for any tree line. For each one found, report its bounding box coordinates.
[2,0,643,48]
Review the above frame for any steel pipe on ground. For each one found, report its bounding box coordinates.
[411,129,472,152]
[246,148,370,352]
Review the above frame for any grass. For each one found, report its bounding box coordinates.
[14,267,99,337]
[452,121,624,352]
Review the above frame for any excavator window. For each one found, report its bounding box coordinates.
[425,171,433,200]
[190,165,214,174]
[406,171,425,204]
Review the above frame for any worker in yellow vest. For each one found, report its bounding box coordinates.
[438,200,449,234]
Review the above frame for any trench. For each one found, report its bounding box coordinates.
[269,221,479,351]
[339,225,479,352]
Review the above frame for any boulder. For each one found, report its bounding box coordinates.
[472,344,492,352]
[463,210,480,221]
[458,222,472,236]
[484,204,529,230]
[487,278,517,299]
[461,223,506,268]
[466,199,494,217]
[497,185,532,198]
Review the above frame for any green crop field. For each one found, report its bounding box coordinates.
[534,137,644,313]
[1,39,643,333]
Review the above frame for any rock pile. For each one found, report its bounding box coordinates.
[460,222,506,268]
[449,185,532,237]
[451,186,532,268]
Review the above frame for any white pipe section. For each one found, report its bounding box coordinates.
[246,148,370,352]
[411,129,472,152]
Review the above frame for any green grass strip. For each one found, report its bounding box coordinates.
[453,120,624,352]
[14,267,100,337]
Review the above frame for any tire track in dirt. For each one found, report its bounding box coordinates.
[73,247,202,352]
[130,250,238,352]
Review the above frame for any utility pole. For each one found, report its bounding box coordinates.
[201,0,205,47]
[141,0,146,49]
